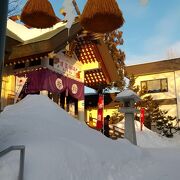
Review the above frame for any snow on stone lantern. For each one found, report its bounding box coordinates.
[115,89,141,145]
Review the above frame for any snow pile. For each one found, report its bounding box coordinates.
[0,95,142,180]
[135,121,175,148]
[0,95,180,180]
[7,19,66,41]
[115,120,176,148]
[115,89,141,102]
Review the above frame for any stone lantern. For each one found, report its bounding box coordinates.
[115,89,141,145]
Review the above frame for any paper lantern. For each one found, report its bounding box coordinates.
[21,0,58,28]
[80,0,124,33]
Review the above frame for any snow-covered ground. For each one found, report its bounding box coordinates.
[0,95,180,180]
[114,120,180,148]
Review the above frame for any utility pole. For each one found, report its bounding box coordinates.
[0,0,9,111]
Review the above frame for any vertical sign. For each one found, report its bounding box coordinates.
[140,108,145,131]
[97,94,104,130]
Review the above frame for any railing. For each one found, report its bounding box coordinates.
[0,145,25,180]
[109,125,124,139]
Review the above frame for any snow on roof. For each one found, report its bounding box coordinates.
[7,19,66,42]
[115,89,141,102]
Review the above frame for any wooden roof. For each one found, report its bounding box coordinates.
[75,37,98,64]
[126,58,180,76]
[5,22,81,64]
[75,36,120,90]
[84,69,107,89]
[5,22,120,90]
[5,32,23,64]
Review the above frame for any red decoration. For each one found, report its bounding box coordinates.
[96,94,104,130]
[140,108,145,131]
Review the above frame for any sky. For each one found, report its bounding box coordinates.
[20,0,180,65]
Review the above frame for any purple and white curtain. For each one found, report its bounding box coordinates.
[17,69,84,100]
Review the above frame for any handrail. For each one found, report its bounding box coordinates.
[0,145,25,180]
[109,125,124,139]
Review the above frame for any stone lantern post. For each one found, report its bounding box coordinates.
[115,89,141,145]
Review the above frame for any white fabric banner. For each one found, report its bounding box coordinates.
[14,76,27,103]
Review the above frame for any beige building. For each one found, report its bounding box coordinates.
[126,58,180,121]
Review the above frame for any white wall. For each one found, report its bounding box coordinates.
[135,71,179,119]
[175,70,180,119]
[160,104,177,119]
[135,72,176,100]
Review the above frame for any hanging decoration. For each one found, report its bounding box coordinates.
[60,8,67,17]
[65,40,77,57]
[96,94,104,130]
[80,0,124,33]
[21,0,58,28]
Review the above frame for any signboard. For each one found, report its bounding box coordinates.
[53,53,82,81]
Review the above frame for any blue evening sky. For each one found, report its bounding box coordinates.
[21,0,180,65]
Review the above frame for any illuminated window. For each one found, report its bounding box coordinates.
[141,79,168,93]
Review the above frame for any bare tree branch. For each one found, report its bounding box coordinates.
[8,0,22,17]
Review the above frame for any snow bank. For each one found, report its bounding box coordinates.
[0,95,142,180]
[115,120,176,148]
[115,89,141,102]
[0,95,180,180]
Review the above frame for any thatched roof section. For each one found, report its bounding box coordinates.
[21,0,58,28]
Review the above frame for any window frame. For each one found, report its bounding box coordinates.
[141,78,168,94]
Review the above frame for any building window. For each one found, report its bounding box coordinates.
[141,78,168,93]
[49,58,54,66]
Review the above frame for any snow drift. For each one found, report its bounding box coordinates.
[0,95,180,180]
[0,95,142,180]
[114,120,176,148]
